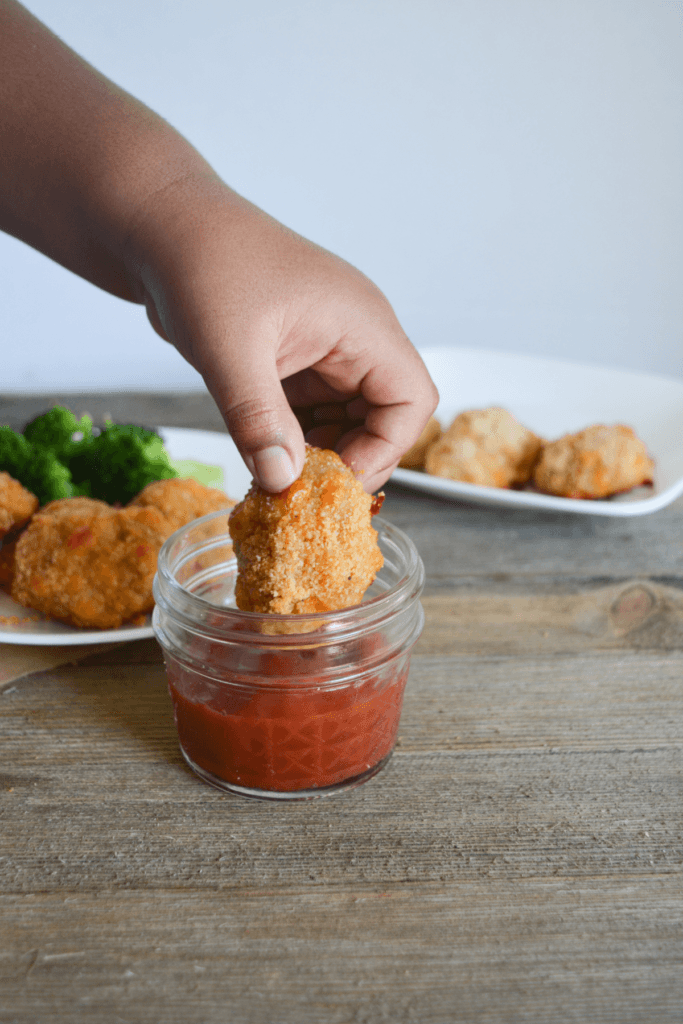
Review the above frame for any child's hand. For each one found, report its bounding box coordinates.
[124,175,438,493]
[1,1,438,493]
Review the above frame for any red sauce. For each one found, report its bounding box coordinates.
[166,648,408,793]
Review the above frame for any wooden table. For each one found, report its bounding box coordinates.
[1,392,681,1024]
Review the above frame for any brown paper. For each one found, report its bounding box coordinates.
[0,642,119,689]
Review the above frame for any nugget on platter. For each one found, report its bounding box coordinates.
[532,424,654,499]
[128,477,236,534]
[228,447,384,615]
[398,416,441,469]
[425,407,542,488]
[0,472,38,538]
[11,497,170,629]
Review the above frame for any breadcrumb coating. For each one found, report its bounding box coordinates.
[11,497,170,629]
[533,424,654,499]
[0,472,38,538]
[0,534,19,591]
[228,447,383,615]
[128,477,236,534]
[425,407,542,488]
[398,416,441,469]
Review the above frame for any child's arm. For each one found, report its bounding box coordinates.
[0,0,438,492]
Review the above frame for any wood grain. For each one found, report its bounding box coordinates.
[0,391,227,434]
[1,392,682,1024]
[2,644,681,895]
[1,880,681,1024]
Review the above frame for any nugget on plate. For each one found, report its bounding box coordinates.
[398,416,442,469]
[0,534,19,591]
[11,497,170,629]
[425,407,542,488]
[0,472,38,538]
[128,477,236,534]
[228,447,383,615]
[532,424,654,499]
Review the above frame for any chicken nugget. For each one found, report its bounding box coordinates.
[39,496,111,518]
[425,407,542,488]
[128,477,235,534]
[0,472,38,538]
[0,534,19,591]
[228,447,383,615]
[398,416,441,469]
[11,497,170,629]
[533,424,654,499]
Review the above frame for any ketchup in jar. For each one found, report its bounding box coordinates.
[153,512,424,800]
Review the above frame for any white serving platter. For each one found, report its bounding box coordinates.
[392,346,683,517]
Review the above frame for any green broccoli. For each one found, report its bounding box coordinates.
[23,405,93,464]
[0,425,82,504]
[69,423,177,504]
[0,425,31,477]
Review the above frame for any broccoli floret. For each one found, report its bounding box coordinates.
[23,405,93,464]
[23,449,83,504]
[0,425,82,504]
[2,416,176,506]
[0,425,32,476]
[69,423,177,504]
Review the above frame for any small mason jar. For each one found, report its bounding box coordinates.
[153,511,424,801]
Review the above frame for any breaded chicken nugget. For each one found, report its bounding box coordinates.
[40,496,111,517]
[398,416,441,469]
[128,477,236,534]
[228,447,383,615]
[425,407,542,488]
[0,472,38,538]
[11,497,170,629]
[533,424,654,499]
[0,534,19,591]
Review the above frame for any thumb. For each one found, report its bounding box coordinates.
[199,342,306,493]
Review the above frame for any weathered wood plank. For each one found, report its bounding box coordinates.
[69,646,683,754]
[417,579,683,654]
[402,651,683,751]
[74,577,683,668]
[384,487,683,582]
[1,651,681,894]
[1,881,681,1024]
[0,391,226,433]
[1,745,679,891]
[1,749,679,892]
[71,574,683,678]
[5,647,683,761]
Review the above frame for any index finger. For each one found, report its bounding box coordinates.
[334,342,439,492]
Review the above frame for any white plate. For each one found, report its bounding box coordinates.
[0,427,251,646]
[392,347,683,517]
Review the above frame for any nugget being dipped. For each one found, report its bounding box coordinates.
[228,447,384,615]
[11,497,170,629]
[533,424,654,499]
[425,407,542,488]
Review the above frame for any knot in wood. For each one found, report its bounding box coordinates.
[609,584,657,635]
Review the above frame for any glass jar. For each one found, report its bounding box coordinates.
[153,511,424,801]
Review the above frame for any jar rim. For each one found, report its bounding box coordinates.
[154,512,424,646]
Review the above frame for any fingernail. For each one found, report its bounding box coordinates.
[250,445,297,492]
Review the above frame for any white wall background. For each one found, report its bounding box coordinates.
[1,0,681,391]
